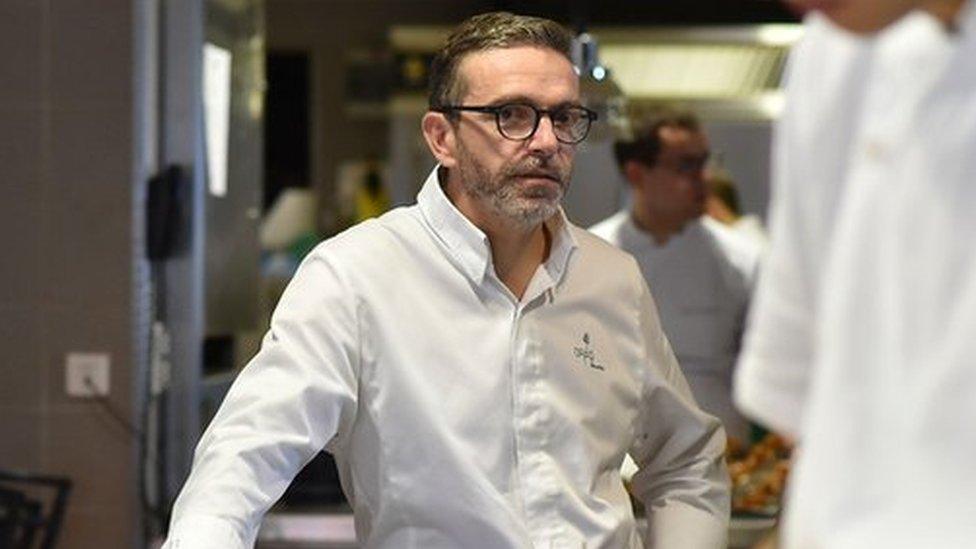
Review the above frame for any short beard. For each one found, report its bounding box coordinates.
[455,143,570,229]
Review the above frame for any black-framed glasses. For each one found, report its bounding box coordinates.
[657,153,710,176]
[436,102,598,144]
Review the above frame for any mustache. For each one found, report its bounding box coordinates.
[504,160,566,183]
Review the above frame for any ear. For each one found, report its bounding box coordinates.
[422,111,458,168]
[622,160,646,189]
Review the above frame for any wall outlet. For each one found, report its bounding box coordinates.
[65,352,111,397]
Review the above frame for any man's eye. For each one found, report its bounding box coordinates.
[499,105,532,123]
[680,158,706,173]
[552,109,577,125]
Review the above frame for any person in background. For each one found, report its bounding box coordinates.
[354,161,390,222]
[734,0,976,546]
[163,12,729,549]
[590,111,761,447]
[704,171,768,249]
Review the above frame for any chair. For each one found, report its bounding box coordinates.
[0,470,71,549]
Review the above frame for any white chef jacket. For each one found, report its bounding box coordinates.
[590,213,760,442]
[730,215,768,251]
[735,5,976,548]
[163,168,729,549]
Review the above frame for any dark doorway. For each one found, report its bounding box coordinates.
[264,52,311,213]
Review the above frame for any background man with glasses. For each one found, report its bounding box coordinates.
[163,12,728,549]
[591,111,761,447]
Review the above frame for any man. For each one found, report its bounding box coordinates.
[590,112,760,445]
[163,13,728,549]
[734,0,976,547]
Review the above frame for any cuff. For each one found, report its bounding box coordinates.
[162,515,251,549]
[733,355,804,438]
[647,502,728,549]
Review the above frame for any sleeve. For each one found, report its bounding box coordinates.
[162,248,361,548]
[732,24,827,439]
[628,280,731,549]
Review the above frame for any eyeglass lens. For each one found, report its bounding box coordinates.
[496,104,592,143]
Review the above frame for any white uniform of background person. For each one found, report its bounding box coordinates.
[735,5,976,548]
[591,213,759,443]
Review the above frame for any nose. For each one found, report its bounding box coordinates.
[689,163,707,185]
[527,114,560,156]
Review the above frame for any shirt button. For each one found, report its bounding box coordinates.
[863,139,889,162]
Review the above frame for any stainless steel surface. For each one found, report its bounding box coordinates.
[258,511,358,549]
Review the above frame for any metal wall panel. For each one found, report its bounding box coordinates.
[204,0,264,336]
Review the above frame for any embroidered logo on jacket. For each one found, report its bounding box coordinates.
[573,332,605,371]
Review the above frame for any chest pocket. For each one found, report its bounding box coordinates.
[544,319,642,455]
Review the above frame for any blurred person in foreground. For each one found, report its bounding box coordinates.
[591,111,761,447]
[734,0,976,547]
[163,12,728,549]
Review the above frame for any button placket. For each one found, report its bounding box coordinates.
[512,306,563,541]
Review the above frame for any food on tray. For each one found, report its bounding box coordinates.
[727,433,792,515]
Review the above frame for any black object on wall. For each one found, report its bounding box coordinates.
[147,165,190,261]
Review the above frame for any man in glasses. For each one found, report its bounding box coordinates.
[591,111,761,447]
[734,0,976,547]
[163,12,728,549]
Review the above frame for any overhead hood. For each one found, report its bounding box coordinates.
[386,23,803,122]
[593,25,802,121]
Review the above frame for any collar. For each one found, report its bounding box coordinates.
[618,211,702,250]
[616,212,652,250]
[417,166,578,288]
[541,202,578,288]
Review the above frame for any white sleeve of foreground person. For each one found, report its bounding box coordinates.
[734,14,872,438]
[162,247,362,548]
